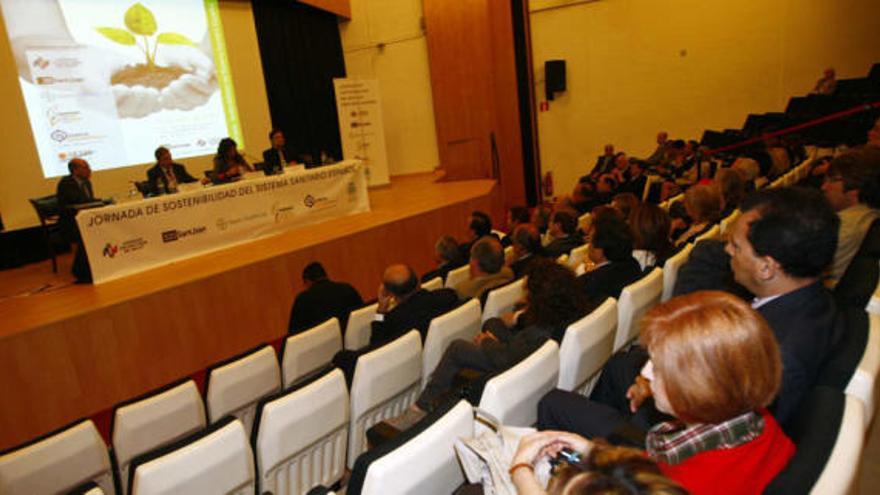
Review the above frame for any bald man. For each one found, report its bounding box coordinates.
[370,264,459,347]
[56,158,98,282]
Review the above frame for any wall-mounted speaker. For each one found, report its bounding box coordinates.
[545,60,566,101]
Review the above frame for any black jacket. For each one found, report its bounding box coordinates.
[56,175,95,240]
[758,282,840,427]
[288,279,363,334]
[369,288,459,347]
[146,163,197,195]
[544,234,585,259]
[580,257,643,307]
[262,146,295,174]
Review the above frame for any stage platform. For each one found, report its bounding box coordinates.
[0,172,498,450]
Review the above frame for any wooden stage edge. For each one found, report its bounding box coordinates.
[0,172,498,450]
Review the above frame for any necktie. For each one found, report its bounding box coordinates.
[82,180,93,200]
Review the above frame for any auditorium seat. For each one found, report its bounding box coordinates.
[479,340,559,426]
[129,418,254,495]
[253,369,348,495]
[282,318,342,388]
[692,223,720,244]
[28,194,64,273]
[765,387,864,495]
[348,331,422,469]
[112,380,206,495]
[481,278,525,323]
[567,244,590,270]
[421,276,443,291]
[504,245,514,265]
[834,219,880,311]
[661,242,693,302]
[422,299,482,389]
[557,298,617,395]
[445,265,471,290]
[205,345,281,437]
[0,420,114,495]
[614,268,663,352]
[577,212,591,233]
[68,481,106,495]
[348,400,473,495]
[846,312,880,427]
[345,303,378,351]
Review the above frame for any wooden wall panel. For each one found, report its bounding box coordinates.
[0,174,495,450]
[423,0,527,210]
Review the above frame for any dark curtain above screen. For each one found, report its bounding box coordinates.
[251,0,346,162]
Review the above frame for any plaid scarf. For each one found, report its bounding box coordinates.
[645,410,765,465]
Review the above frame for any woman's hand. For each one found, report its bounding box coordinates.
[626,375,653,413]
[512,431,591,467]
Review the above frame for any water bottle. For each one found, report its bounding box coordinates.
[128,181,139,199]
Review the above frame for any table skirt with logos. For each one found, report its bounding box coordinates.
[77,160,370,284]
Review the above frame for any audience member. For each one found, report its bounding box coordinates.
[715,167,747,218]
[459,210,497,258]
[262,128,295,174]
[421,235,466,283]
[821,150,880,287]
[146,146,199,195]
[212,137,252,182]
[611,192,640,222]
[645,131,669,166]
[621,159,648,197]
[580,215,642,307]
[287,262,363,334]
[725,187,840,424]
[869,117,880,149]
[811,67,837,95]
[507,205,531,234]
[509,224,545,278]
[672,240,750,300]
[630,203,674,272]
[538,291,795,495]
[369,264,458,347]
[456,237,515,302]
[672,184,721,246]
[399,260,586,424]
[512,435,686,495]
[532,204,554,245]
[545,210,585,258]
[594,144,616,175]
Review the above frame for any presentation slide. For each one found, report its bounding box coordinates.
[0,0,242,178]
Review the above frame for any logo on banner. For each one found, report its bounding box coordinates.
[162,226,207,243]
[271,202,295,223]
[216,217,228,231]
[102,243,118,258]
[304,195,316,208]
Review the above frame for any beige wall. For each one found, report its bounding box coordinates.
[0,2,271,230]
[339,0,439,177]
[530,0,880,198]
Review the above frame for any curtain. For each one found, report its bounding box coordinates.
[251,0,346,163]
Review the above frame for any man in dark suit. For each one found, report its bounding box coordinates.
[57,158,98,282]
[544,210,585,259]
[725,187,841,425]
[146,147,198,195]
[580,215,642,307]
[594,144,615,175]
[261,129,295,175]
[508,224,545,278]
[369,264,459,347]
[287,262,363,335]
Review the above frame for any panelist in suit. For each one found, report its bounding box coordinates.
[212,137,252,182]
[288,262,363,335]
[146,147,199,195]
[261,129,295,175]
[56,158,98,282]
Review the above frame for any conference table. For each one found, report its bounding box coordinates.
[77,160,370,284]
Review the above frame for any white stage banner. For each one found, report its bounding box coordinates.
[334,78,391,187]
[78,161,370,284]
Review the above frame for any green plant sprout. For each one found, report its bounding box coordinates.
[95,2,195,69]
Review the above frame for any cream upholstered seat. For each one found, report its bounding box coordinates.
[557,298,618,395]
[345,303,378,351]
[479,340,559,426]
[0,420,114,495]
[282,318,342,387]
[614,268,663,352]
[481,278,524,323]
[206,345,281,437]
[422,299,482,389]
[254,369,348,495]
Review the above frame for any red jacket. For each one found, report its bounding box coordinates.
[658,411,795,495]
